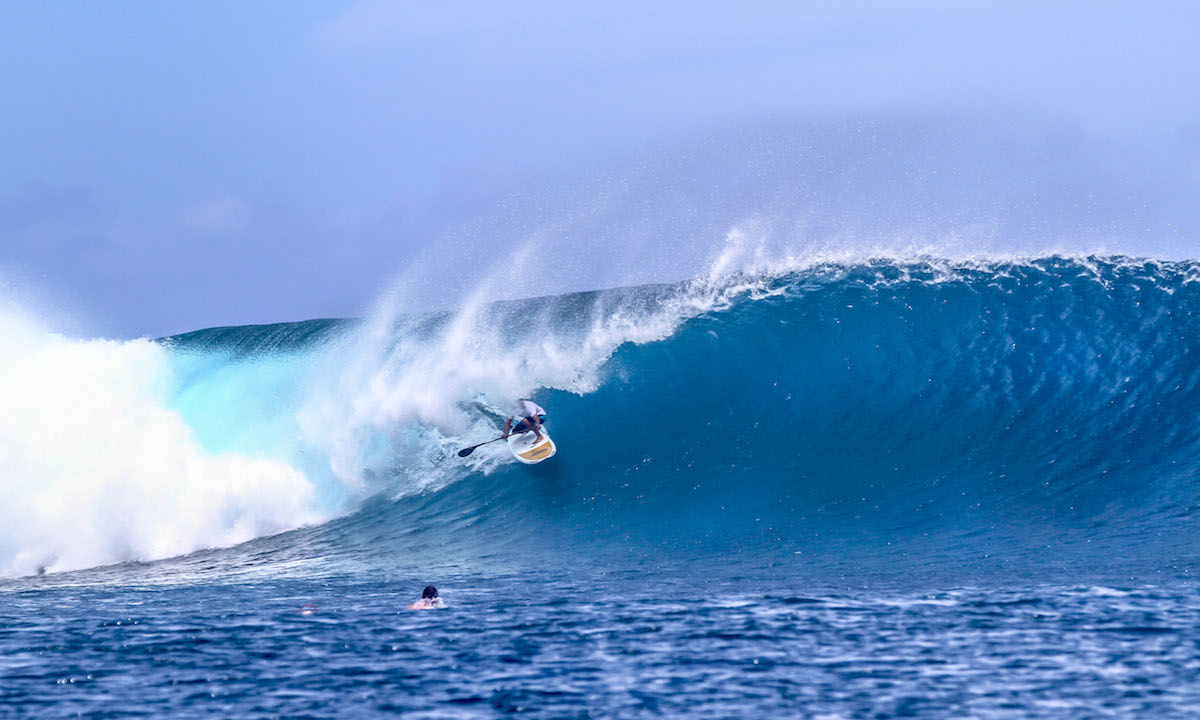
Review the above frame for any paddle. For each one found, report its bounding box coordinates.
[457,435,508,457]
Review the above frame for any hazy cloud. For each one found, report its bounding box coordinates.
[178,195,253,235]
[0,183,96,233]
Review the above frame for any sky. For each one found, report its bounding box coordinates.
[1,1,1198,337]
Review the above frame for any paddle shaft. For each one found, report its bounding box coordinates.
[458,435,508,457]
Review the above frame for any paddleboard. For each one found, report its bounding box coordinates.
[507,428,556,464]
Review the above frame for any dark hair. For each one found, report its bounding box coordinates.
[422,585,438,600]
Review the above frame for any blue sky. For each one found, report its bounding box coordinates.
[2,1,1198,337]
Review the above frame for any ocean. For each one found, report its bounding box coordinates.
[2,256,1198,717]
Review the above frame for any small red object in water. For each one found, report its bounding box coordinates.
[298,604,318,615]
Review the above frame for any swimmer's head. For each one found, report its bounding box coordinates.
[422,586,438,600]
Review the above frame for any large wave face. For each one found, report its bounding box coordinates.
[544,257,1200,564]
[3,256,1199,578]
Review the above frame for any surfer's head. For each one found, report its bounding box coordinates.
[422,585,438,600]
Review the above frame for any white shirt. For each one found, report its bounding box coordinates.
[520,399,546,418]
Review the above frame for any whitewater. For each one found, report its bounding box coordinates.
[3,252,1199,717]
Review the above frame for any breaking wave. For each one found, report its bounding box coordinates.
[4,254,1200,577]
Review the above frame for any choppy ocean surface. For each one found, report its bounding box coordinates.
[2,256,1199,717]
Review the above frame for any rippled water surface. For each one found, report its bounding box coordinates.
[3,566,1198,718]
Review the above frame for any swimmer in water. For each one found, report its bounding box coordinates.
[407,585,445,610]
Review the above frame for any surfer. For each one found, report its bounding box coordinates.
[503,398,547,444]
[457,398,555,461]
[407,586,444,610]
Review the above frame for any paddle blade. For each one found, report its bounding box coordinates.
[457,446,475,457]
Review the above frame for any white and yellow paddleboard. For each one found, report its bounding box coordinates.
[507,429,556,464]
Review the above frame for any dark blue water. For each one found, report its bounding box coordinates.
[3,566,1199,718]
[3,256,1199,716]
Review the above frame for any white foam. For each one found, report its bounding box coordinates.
[0,304,324,577]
